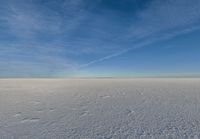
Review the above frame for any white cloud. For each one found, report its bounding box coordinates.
[80,0,200,68]
[1,0,200,76]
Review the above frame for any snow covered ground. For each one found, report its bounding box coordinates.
[0,78,200,139]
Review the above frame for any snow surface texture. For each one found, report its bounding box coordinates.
[0,78,200,139]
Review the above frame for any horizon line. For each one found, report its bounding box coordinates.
[1,75,200,79]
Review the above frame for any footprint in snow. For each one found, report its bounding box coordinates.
[20,118,40,123]
[100,95,111,99]
[49,108,55,112]
[80,110,90,117]
[13,112,22,117]
[36,109,44,112]
[30,101,41,105]
[125,109,135,115]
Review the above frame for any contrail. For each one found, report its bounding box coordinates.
[79,25,200,69]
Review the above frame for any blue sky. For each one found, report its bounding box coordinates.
[0,0,200,77]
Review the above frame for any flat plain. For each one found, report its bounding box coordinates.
[0,78,200,139]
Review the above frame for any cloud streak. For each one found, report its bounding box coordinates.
[79,25,200,68]
[0,0,200,77]
[79,0,200,68]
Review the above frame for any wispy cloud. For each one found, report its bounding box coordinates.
[80,25,200,68]
[79,0,200,68]
[0,0,93,76]
[0,0,200,77]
